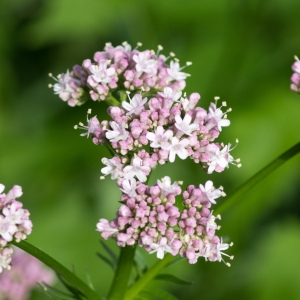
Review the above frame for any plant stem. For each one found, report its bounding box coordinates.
[107,245,136,300]
[12,240,103,300]
[215,141,300,215]
[124,254,174,300]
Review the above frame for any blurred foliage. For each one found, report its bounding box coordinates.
[1,0,300,299]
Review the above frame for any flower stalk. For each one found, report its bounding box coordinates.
[124,254,174,300]
[107,245,136,300]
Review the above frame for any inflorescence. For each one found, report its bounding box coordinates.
[50,42,241,266]
[0,247,54,300]
[0,184,33,273]
[291,56,300,93]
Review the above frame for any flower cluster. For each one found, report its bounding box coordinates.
[51,42,240,265]
[0,184,33,273]
[97,177,233,265]
[49,42,189,107]
[291,56,300,93]
[0,247,54,300]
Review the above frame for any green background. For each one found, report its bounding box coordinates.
[1,0,300,299]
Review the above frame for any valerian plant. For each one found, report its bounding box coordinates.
[1,43,299,300]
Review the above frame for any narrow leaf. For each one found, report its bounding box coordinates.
[96,252,116,271]
[38,283,78,300]
[133,249,148,276]
[216,141,300,215]
[155,273,193,285]
[56,273,85,300]
[100,240,118,263]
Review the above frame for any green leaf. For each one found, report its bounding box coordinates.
[56,273,85,300]
[100,240,118,263]
[13,241,103,300]
[96,252,116,271]
[37,283,79,300]
[132,249,148,279]
[155,273,193,285]
[215,141,300,215]
[96,241,118,271]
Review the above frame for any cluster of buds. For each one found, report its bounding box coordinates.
[0,248,54,300]
[291,56,300,93]
[97,177,233,265]
[51,42,241,265]
[0,184,33,273]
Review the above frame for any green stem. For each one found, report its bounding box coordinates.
[124,254,174,300]
[12,240,103,300]
[107,245,136,300]
[215,141,300,215]
[105,94,120,106]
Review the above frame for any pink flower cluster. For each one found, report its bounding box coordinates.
[49,42,189,107]
[97,177,233,265]
[0,247,54,300]
[291,56,300,93]
[51,42,240,266]
[0,184,33,273]
[77,90,240,184]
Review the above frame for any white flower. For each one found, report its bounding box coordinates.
[207,143,234,174]
[96,219,119,239]
[106,121,129,142]
[206,103,230,131]
[120,178,137,197]
[79,115,101,137]
[0,184,5,195]
[167,61,188,81]
[0,185,23,205]
[150,237,172,259]
[0,216,17,242]
[168,137,190,163]
[157,176,179,197]
[157,87,182,102]
[101,158,123,180]
[2,202,26,225]
[175,114,199,136]
[146,126,173,150]
[122,94,147,116]
[89,61,115,84]
[133,52,157,74]
[206,211,220,232]
[0,247,13,273]
[199,180,222,204]
[52,71,76,96]
[123,157,150,182]
[212,238,233,266]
